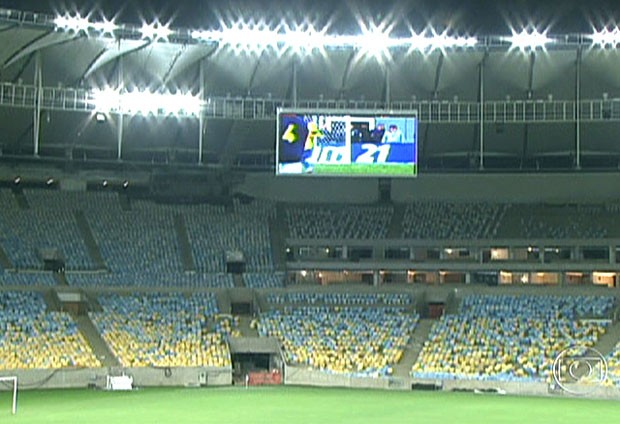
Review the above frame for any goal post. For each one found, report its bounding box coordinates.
[0,376,17,415]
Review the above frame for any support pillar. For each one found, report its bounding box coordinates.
[33,52,43,156]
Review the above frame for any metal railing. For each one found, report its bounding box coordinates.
[3,82,620,123]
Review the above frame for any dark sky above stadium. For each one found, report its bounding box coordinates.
[2,0,620,34]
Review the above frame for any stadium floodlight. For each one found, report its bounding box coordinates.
[160,92,201,116]
[193,22,284,53]
[356,26,399,58]
[91,88,200,116]
[282,23,329,53]
[92,88,121,113]
[122,91,155,115]
[140,21,172,41]
[54,14,90,33]
[405,29,477,53]
[589,28,620,48]
[505,29,552,51]
[91,18,118,37]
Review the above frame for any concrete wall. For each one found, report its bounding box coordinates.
[284,368,620,399]
[238,172,620,204]
[284,365,390,390]
[0,367,232,390]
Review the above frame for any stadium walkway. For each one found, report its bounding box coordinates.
[392,318,435,378]
[387,204,406,238]
[74,315,120,367]
[593,321,620,356]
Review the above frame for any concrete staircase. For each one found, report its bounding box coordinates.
[52,273,69,286]
[233,274,245,288]
[237,315,259,338]
[269,203,289,270]
[0,244,13,270]
[118,193,131,211]
[12,189,30,210]
[42,290,62,311]
[593,321,620,357]
[392,318,435,378]
[215,291,231,314]
[220,121,259,166]
[173,214,196,272]
[74,314,120,367]
[387,204,406,238]
[74,211,107,270]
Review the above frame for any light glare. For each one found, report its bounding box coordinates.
[140,22,172,41]
[91,89,200,117]
[590,28,620,48]
[506,29,552,51]
[54,14,90,33]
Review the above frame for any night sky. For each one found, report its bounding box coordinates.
[1,0,619,35]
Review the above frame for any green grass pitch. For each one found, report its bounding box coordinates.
[312,163,417,176]
[1,386,617,424]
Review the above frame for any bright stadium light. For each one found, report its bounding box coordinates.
[161,92,201,116]
[140,21,172,41]
[92,88,121,113]
[589,28,620,48]
[225,22,281,52]
[91,18,118,37]
[91,88,200,116]
[54,14,91,33]
[505,29,552,51]
[356,25,399,58]
[405,28,478,53]
[193,21,287,53]
[282,22,329,53]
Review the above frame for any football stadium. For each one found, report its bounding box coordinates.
[1,0,620,422]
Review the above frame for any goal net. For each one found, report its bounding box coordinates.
[0,376,17,415]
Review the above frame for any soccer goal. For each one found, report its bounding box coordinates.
[0,376,17,415]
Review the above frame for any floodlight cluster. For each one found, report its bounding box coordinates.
[91,88,201,117]
[185,23,478,55]
[504,29,552,51]
[54,14,117,37]
[589,28,620,48]
[49,11,620,53]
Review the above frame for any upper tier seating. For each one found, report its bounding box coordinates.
[0,291,100,369]
[411,295,614,382]
[267,292,412,306]
[243,272,285,289]
[257,306,418,377]
[91,292,231,367]
[402,202,506,239]
[87,199,184,274]
[184,200,275,272]
[286,205,393,239]
[67,272,233,288]
[512,204,609,239]
[0,273,57,286]
[0,189,96,270]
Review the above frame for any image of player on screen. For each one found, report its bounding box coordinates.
[370,122,385,143]
[278,115,324,173]
[381,124,405,143]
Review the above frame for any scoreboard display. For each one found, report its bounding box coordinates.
[276,109,418,177]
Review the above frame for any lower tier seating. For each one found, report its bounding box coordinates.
[411,295,614,382]
[0,291,100,370]
[256,306,418,377]
[90,293,231,368]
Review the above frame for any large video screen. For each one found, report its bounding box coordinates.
[276,109,418,177]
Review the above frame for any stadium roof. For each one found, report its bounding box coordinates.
[0,3,619,171]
